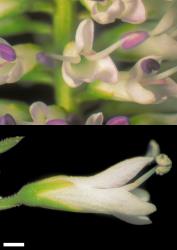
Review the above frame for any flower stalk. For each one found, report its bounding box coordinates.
[53,0,76,112]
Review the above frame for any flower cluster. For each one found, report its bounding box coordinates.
[0,0,176,124]
[0,101,129,125]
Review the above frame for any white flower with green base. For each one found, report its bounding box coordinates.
[0,140,172,225]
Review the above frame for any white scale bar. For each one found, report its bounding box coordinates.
[3,243,25,247]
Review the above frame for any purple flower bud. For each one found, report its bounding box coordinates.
[121,32,149,50]
[0,114,16,125]
[0,43,16,62]
[47,119,68,125]
[36,52,56,68]
[141,59,160,74]
[106,116,129,125]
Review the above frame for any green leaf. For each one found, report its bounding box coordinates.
[21,67,53,86]
[0,0,29,19]
[0,16,52,36]
[30,1,54,14]
[131,113,177,125]
[0,136,24,154]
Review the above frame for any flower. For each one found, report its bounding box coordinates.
[95,56,177,104]
[0,38,39,84]
[131,2,177,61]
[22,102,129,125]
[37,19,149,88]
[25,102,67,125]
[48,111,129,125]
[0,140,172,225]
[85,112,129,125]
[83,0,146,25]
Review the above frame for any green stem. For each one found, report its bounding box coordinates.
[53,0,76,112]
[0,195,20,211]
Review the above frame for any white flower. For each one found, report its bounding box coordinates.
[131,2,177,60]
[0,38,38,84]
[36,140,171,225]
[83,0,146,24]
[21,102,66,125]
[85,112,129,125]
[62,19,119,87]
[96,55,177,104]
[0,141,172,225]
[39,19,149,88]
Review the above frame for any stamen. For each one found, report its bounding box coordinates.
[47,53,81,63]
[154,66,177,80]
[141,59,160,74]
[36,52,57,68]
[155,154,172,175]
[124,153,172,191]
[124,167,156,191]
[86,32,149,61]
[37,52,80,65]
[121,32,149,50]
[86,40,122,61]
[0,43,16,62]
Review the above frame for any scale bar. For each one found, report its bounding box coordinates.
[3,243,25,247]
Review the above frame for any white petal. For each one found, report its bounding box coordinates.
[92,0,124,24]
[121,0,146,24]
[75,19,94,54]
[85,112,104,125]
[62,43,83,87]
[6,60,23,83]
[146,140,160,158]
[113,213,152,225]
[147,77,177,102]
[162,78,177,97]
[126,80,156,104]
[84,156,154,188]
[94,56,119,84]
[30,101,49,123]
[43,184,156,216]
[62,54,118,86]
[151,3,177,36]
[63,42,80,58]
[132,188,150,202]
[112,189,156,216]
[62,62,83,88]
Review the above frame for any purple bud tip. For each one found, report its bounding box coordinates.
[106,116,129,125]
[47,119,68,125]
[0,114,16,125]
[121,31,149,50]
[36,52,56,68]
[141,59,160,74]
[0,43,16,62]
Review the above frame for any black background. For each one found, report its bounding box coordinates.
[0,126,176,249]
